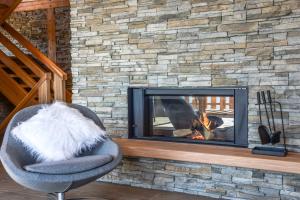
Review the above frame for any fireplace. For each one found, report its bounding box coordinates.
[128,87,248,147]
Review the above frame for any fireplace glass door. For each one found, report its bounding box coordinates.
[128,87,248,147]
[149,95,235,143]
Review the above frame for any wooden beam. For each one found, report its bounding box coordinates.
[0,0,22,23]
[14,0,69,12]
[47,8,56,62]
[38,73,51,104]
[114,138,300,174]
[53,74,66,101]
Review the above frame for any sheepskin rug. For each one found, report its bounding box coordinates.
[12,102,107,162]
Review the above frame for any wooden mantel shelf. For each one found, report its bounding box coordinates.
[114,138,300,174]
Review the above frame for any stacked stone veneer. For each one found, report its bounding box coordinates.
[70,0,300,199]
[101,157,300,199]
[0,94,13,123]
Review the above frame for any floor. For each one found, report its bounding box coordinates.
[0,166,215,200]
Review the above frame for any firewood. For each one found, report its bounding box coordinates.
[173,129,193,137]
[199,112,217,131]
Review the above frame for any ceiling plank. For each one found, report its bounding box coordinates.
[14,0,69,12]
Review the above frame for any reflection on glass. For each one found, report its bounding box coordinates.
[150,96,235,142]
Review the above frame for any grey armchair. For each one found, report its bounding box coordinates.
[0,104,122,200]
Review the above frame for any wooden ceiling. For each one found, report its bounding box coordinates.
[14,0,69,12]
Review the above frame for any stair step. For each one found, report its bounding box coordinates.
[0,63,36,75]
[0,64,39,79]
[8,73,39,80]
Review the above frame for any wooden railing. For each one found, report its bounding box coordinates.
[1,22,67,101]
[192,96,234,116]
[0,21,68,134]
[0,0,71,134]
[206,96,234,112]
[0,73,51,133]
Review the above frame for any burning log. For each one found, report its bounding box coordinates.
[199,112,217,131]
[191,112,217,140]
[173,129,192,137]
[191,130,205,140]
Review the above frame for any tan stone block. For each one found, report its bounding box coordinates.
[191,4,232,13]
[212,78,238,86]
[191,0,232,6]
[274,22,300,30]
[91,24,120,32]
[273,40,288,46]
[129,22,146,29]
[247,5,292,20]
[138,42,166,49]
[109,7,136,14]
[168,18,209,28]
[246,47,273,56]
[203,42,245,51]
[217,22,258,33]
[129,38,139,44]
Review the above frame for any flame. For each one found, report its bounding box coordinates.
[192,130,205,140]
[192,134,205,140]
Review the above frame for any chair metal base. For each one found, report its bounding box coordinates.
[47,193,65,200]
[57,193,65,200]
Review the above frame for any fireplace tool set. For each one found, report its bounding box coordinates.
[252,90,288,156]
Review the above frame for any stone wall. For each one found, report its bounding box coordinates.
[70,0,300,151]
[0,8,71,122]
[101,157,300,200]
[70,0,300,199]
[0,94,13,123]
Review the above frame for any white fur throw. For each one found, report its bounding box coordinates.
[12,102,107,162]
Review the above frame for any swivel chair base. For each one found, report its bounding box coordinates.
[48,193,65,200]
[57,193,65,200]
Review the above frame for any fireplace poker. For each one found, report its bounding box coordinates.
[267,90,281,145]
[261,91,273,135]
[257,91,270,144]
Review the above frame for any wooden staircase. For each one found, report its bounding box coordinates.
[0,0,70,134]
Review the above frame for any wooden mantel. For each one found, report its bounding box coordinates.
[114,138,300,174]
[14,0,69,12]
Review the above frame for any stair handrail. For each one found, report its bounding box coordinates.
[0,73,51,134]
[1,22,67,80]
[1,22,68,101]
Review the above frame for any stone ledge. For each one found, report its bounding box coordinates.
[114,138,300,174]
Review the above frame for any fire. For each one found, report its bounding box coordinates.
[199,112,216,131]
[192,130,205,140]
[192,135,205,140]
[191,112,217,140]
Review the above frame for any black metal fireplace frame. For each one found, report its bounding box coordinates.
[128,87,248,147]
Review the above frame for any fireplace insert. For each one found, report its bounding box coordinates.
[128,87,248,147]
